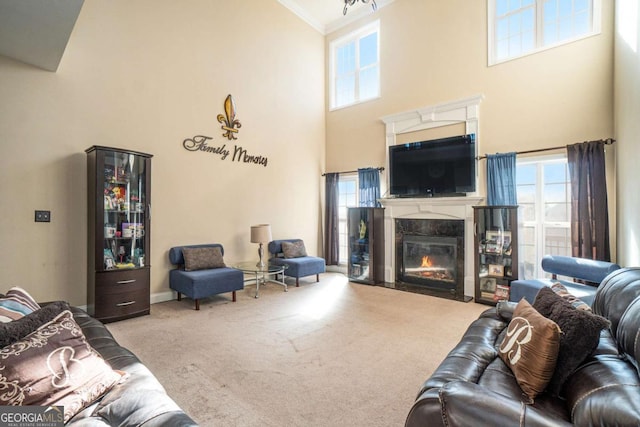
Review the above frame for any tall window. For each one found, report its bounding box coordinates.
[488,0,601,65]
[516,155,571,279]
[330,21,380,110]
[338,175,358,264]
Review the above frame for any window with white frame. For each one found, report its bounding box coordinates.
[338,176,358,264]
[488,0,601,65]
[330,21,380,110]
[516,155,571,279]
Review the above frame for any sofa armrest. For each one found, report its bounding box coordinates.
[541,255,620,284]
[438,382,571,427]
[495,300,517,320]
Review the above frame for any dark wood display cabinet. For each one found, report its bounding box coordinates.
[86,146,152,323]
[473,205,518,306]
[347,207,385,284]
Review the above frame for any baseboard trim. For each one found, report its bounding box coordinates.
[151,291,175,304]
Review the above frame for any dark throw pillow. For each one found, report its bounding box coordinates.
[0,301,70,348]
[533,286,610,395]
[182,246,226,271]
[0,310,124,423]
[498,298,561,402]
[282,241,307,259]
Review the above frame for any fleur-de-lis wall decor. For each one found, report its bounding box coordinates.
[217,94,242,140]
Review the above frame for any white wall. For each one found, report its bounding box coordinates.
[614,0,640,266]
[0,0,325,305]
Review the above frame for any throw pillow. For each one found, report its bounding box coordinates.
[282,241,307,259]
[0,287,41,322]
[182,246,226,271]
[0,310,124,423]
[550,282,592,311]
[533,286,610,395]
[0,301,70,348]
[498,298,561,401]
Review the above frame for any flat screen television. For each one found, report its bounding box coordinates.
[389,134,476,198]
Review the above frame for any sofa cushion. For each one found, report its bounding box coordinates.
[282,240,308,258]
[182,246,226,271]
[0,286,41,322]
[0,300,70,348]
[498,298,561,401]
[533,287,610,395]
[0,310,124,423]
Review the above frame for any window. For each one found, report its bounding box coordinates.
[488,0,601,65]
[330,21,380,110]
[338,175,358,264]
[516,155,571,279]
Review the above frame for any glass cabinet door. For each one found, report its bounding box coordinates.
[101,151,148,271]
[474,206,519,305]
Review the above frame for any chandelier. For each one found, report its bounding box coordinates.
[343,0,377,15]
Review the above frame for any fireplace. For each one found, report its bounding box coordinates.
[395,218,466,301]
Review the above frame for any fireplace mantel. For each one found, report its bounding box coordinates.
[379,196,483,299]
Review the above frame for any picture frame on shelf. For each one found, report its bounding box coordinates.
[489,264,504,277]
[480,277,497,292]
[485,230,503,254]
[493,284,510,302]
[504,266,513,277]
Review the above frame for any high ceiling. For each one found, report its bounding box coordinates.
[0,0,391,72]
[278,0,394,35]
[0,0,84,71]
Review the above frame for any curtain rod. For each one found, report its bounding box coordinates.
[477,138,615,160]
[321,167,385,177]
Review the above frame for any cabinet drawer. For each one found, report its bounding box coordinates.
[95,268,148,293]
[94,269,150,322]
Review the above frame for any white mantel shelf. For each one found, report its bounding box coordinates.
[379,196,484,299]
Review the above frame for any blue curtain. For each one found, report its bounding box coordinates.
[486,152,517,206]
[358,168,381,207]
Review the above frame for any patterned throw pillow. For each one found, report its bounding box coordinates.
[183,246,226,271]
[550,282,592,311]
[533,286,610,395]
[282,241,308,259]
[0,287,41,322]
[498,298,561,401]
[0,310,124,423]
[0,301,70,348]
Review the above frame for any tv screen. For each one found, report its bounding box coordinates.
[389,134,476,197]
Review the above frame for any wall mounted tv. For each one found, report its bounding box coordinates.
[389,134,476,198]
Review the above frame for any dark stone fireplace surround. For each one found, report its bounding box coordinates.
[379,196,483,301]
[395,218,466,301]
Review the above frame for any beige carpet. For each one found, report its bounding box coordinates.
[106,273,488,427]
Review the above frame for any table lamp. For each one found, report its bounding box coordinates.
[250,224,272,268]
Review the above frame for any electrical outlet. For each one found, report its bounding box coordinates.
[35,210,51,222]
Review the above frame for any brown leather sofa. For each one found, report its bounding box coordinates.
[405,267,640,427]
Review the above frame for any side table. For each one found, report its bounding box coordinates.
[233,262,288,298]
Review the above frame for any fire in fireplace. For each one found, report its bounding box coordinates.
[395,218,465,301]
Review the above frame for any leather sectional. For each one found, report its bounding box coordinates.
[406,267,640,426]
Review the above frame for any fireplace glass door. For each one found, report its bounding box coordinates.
[402,235,457,286]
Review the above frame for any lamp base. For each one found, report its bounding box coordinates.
[256,243,266,268]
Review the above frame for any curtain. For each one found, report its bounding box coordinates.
[324,173,340,265]
[358,168,381,207]
[567,141,610,261]
[486,152,517,206]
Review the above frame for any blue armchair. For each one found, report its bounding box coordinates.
[168,244,244,310]
[268,239,325,287]
[509,255,621,306]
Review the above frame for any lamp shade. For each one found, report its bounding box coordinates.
[250,224,272,243]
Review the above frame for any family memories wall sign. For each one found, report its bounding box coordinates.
[182,94,268,167]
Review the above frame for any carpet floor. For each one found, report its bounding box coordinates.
[106,273,488,426]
